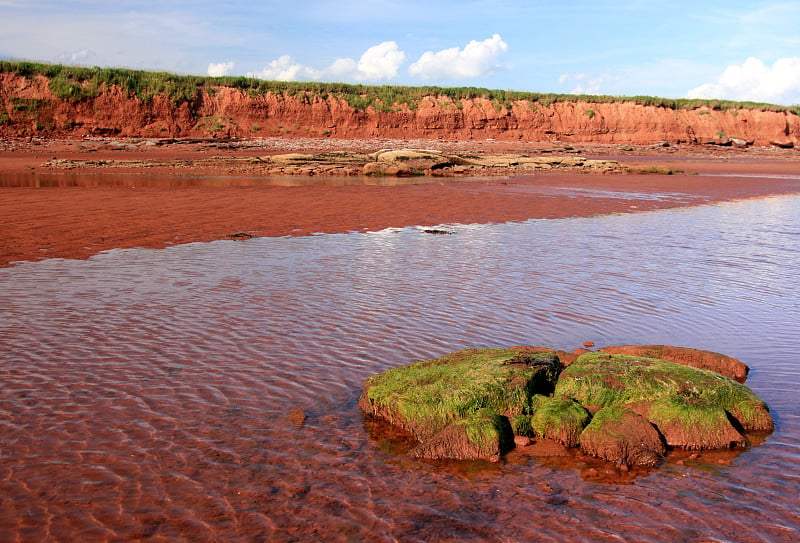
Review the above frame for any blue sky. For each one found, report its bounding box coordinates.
[2,1,800,104]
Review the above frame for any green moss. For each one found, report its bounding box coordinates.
[529,395,589,446]
[646,393,746,449]
[555,353,772,431]
[649,394,728,432]
[587,405,625,425]
[362,348,549,440]
[696,382,773,432]
[361,345,773,462]
[458,408,510,455]
[579,406,630,446]
[510,414,533,437]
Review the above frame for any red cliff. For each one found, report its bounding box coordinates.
[2,72,798,147]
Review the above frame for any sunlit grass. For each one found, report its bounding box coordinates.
[2,60,798,115]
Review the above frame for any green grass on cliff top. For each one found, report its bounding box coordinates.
[2,60,798,115]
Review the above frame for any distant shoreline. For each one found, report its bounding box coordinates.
[2,137,799,267]
[2,62,799,146]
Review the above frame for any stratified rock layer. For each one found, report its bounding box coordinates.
[2,72,799,146]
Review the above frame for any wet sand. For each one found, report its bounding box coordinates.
[2,137,799,266]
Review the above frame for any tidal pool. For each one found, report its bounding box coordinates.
[1,194,799,542]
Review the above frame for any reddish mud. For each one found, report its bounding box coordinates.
[1,137,799,267]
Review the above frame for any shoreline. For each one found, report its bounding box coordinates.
[2,137,799,267]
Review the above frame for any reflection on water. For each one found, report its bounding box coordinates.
[490,183,701,202]
[0,171,448,188]
[1,195,799,542]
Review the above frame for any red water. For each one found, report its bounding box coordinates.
[1,193,799,542]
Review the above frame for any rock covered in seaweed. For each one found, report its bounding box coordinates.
[644,394,745,450]
[579,407,666,466]
[358,347,562,460]
[359,345,773,466]
[555,352,774,434]
[528,395,589,447]
[411,408,514,461]
[599,345,750,383]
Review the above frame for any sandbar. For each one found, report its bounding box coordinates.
[1,137,799,267]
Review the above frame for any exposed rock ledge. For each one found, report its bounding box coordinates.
[359,345,773,467]
[42,148,623,177]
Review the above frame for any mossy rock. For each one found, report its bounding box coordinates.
[360,345,773,464]
[579,406,665,466]
[412,408,513,460]
[646,394,745,450]
[359,347,561,443]
[529,395,589,447]
[599,345,749,383]
[510,414,533,437]
[555,352,773,446]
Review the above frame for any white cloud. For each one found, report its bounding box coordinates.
[248,41,405,82]
[408,34,508,80]
[687,57,800,105]
[326,58,359,79]
[207,61,235,77]
[354,41,406,80]
[56,49,96,64]
[248,55,320,81]
[559,72,618,95]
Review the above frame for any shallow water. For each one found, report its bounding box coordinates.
[0,171,446,188]
[1,194,799,542]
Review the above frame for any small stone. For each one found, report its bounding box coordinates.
[514,435,532,447]
[287,408,307,426]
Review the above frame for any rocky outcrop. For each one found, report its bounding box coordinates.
[599,345,749,383]
[411,409,514,461]
[360,345,773,467]
[358,347,562,460]
[644,395,746,450]
[2,72,799,147]
[42,148,624,177]
[528,396,589,447]
[579,407,666,466]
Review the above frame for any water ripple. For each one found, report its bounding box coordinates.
[1,195,799,541]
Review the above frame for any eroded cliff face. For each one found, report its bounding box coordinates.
[2,73,798,147]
